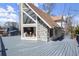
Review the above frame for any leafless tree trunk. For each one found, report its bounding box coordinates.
[42,3,55,15]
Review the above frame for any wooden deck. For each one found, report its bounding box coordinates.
[1,35,79,56]
[18,36,79,56]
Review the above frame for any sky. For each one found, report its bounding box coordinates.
[35,3,79,16]
[0,3,19,26]
[35,3,79,26]
[0,3,79,27]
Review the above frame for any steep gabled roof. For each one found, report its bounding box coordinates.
[51,16,65,22]
[51,16,62,22]
[27,3,59,28]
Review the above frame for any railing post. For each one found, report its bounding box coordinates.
[0,36,7,56]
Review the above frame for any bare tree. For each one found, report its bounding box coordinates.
[41,3,55,15]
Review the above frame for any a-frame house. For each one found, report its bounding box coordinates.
[20,3,64,42]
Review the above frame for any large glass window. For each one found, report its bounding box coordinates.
[23,3,28,8]
[24,9,36,20]
[23,27,36,37]
[21,3,37,38]
[23,13,35,24]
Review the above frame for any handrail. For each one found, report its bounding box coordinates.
[0,36,7,56]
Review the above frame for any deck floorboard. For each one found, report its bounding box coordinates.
[24,40,79,56]
[2,36,79,56]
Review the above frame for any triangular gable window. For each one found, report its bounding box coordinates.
[23,13,35,24]
[23,3,36,22]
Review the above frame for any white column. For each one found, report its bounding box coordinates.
[20,3,23,38]
[36,16,37,40]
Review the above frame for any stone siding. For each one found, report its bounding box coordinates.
[37,18,48,41]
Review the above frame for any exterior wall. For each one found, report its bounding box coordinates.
[36,18,64,41]
[37,18,49,41]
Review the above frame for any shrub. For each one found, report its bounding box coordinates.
[75,25,79,35]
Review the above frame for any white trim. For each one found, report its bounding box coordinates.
[23,24,36,27]
[36,16,37,40]
[23,10,36,23]
[20,3,24,38]
[21,37,37,40]
[26,3,52,28]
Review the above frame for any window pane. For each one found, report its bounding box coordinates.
[23,27,36,37]
[24,9,36,20]
[23,13,35,24]
[23,3,28,8]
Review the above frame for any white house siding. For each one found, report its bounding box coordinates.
[37,18,48,42]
